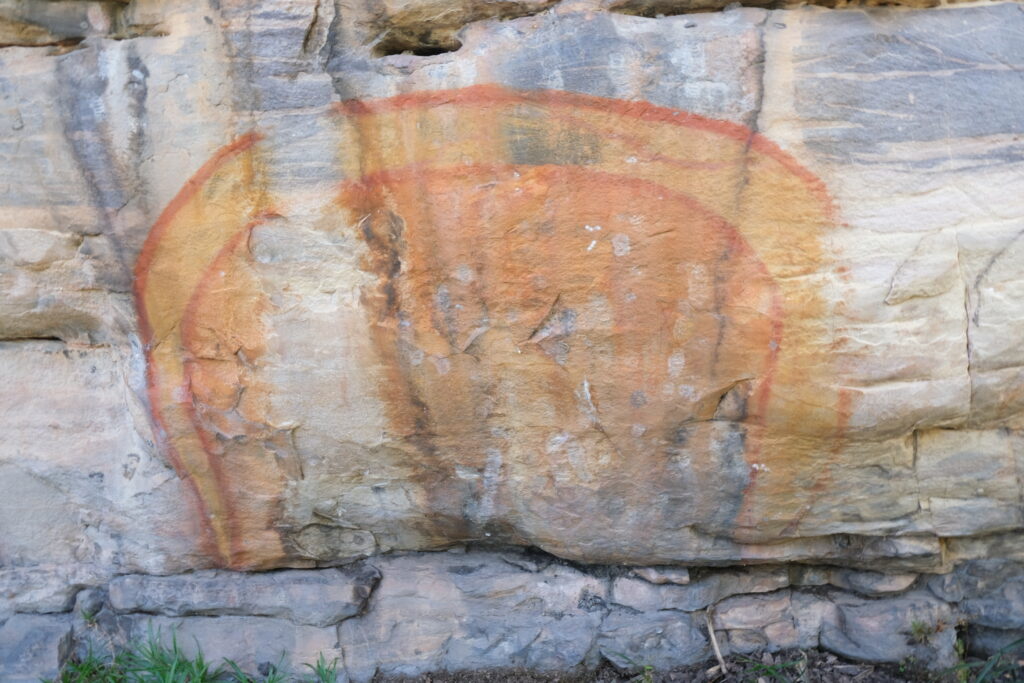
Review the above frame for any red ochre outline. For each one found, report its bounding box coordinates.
[179,217,271,563]
[333,84,837,221]
[136,87,841,563]
[133,132,263,563]
[134,132,264,328]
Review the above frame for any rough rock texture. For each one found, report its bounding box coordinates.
[107,564,380,627]
[338,552,609,679]
[4,0,1024,573]
[3,551,1017,680]
[2,0,1024,676]
[0,614,72,682]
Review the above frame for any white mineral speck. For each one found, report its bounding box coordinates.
[668,351,686,377]
[612,234,630,256]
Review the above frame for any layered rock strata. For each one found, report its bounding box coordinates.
[3,0,1023,573]
[2,0,1024,677]
[4,551,1024,680]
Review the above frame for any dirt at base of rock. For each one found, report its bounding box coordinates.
[376,649,1024,683]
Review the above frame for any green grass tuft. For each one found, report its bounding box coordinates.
[47,630,336,683]
[301,654,338,683]
[735,654,805,683]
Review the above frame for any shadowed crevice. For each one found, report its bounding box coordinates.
[0,0,165,49]
[367,0,558,57]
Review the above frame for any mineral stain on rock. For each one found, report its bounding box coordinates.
[135,85,842,569]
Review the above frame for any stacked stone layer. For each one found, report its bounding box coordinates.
[4,551,1024,680]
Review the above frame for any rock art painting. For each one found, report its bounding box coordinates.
[135,85,844,569]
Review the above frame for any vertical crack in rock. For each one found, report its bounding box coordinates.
[955,233,976,422]
[707,15,767,384]
[355,563,383,618]
[212,0,261,127]
[301,0,336,71]
[581,574,616,668]
[909,429,933,531]
[744,12,768,164]
[962,225,1024,424]
[302,0,323,55]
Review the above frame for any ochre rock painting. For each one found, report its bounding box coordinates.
[135,85,842,569]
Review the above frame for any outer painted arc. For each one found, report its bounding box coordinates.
[134,131,264,334]
[133,132,264,566]
[333,84,836,221]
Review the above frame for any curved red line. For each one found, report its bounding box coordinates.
[333,84,837,221]
[134,131,264,342]
[179,220,264,566]
[132,132,263,564]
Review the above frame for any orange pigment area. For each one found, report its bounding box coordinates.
[134,134,287,568]
[135,86,842,568]
[337,86,843,547]
[344,164,785,545]
[346,164,779,439]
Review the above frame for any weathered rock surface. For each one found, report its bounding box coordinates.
[712,589,834,653]
[610,568,790,612]
[2,0,1023,576]
[338,552,608,680]
[630,566,691,585]
[823,569,919,597]
[928,559,1024,630]
[2,552,1017,679]
[0,614,72,682]
[3,0,1024,676]
[710,585,962,667]
[0,566,107,618]
[108,564,380,627]
[819,591,958,668]
[597,610,709,673]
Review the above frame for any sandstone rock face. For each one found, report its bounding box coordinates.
[4,0,1024,573]
[2,0,1024,675]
